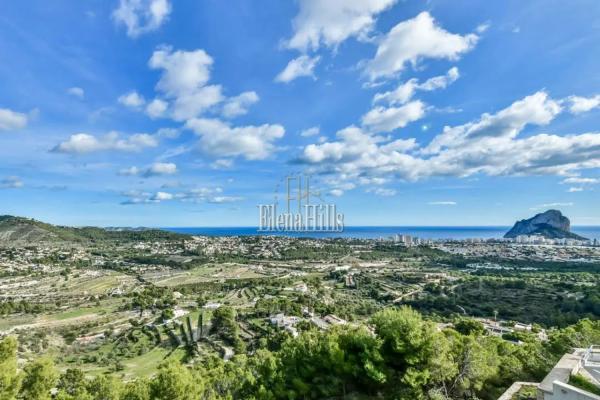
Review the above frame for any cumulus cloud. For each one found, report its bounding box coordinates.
[300,125,416,164]
[121,190,172,204]
[210,159,233,169]
[118,91,146,108]
[146,98,168,118]
[156,127,180,138]
[150,47,212,96]
[222,91,259,118]
[123,187,243,205]
[67,87,85,99]
[275,55,320,83]
[286,0,398,51]
[300,126,320,137]
[113,0,171,38]
[119,163,177,177]
[149,47,223,120]
[151,191,173,201]
[423,91,561,154]
[373,67,459,105]
[365,12,478,81]
[566,95,600,114]
[118,46,278,151]
[185,118,285,160]
[144,162,177,177]
[52,132,158,154]
[297,91,600,189]
[0,108,28,131]
[0,176,24,189]
[361,100,426,132]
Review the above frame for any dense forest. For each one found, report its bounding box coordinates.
[2,306,599,400]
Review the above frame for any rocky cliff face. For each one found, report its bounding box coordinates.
[504,210,586,239]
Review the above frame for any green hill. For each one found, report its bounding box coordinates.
[0,215,187,243]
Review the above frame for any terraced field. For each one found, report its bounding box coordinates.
[143,264,268,287]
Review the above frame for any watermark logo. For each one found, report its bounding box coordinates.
[258,174,344,232]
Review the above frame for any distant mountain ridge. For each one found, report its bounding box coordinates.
[0,215,186,243]
[504,210,587,240]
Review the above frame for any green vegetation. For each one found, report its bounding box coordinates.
[2,217,600,399]
[408,274,600,327]
[1,309,600,399]
[0,215,185,243]
[511,385,537,399]
[568,374,600,395]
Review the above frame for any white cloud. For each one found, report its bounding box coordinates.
[300,126,320,137]
[175,187,221,202]
[428,201,456,206]
[67,87,85,99]
[185,118,285,160]
[208,196,243,204]
[222,91,259,118]
[121,190,175,204]
[118,91,146,108]
[146,98,168,118]
[149,47,223,120]
[530,202,574,211]
[156,127,180,138]
[171,86,223,121]
[286,0,398,51]
[151,191,173,201]
[566,95,600,114]
[150,47,213,96]
[329,189,344,197]
[119,163,177,177]
[52,132,158,154]
[561,177,599,185]
[118,162,177,178]
[374,67,461,108]
[418,67,460,91]
[210,159,233,169]
[301,125,416,164]
[361,100,426,132]
[367,187,396,196]
[113,0,171,38]
[298,91,600,188]
[423,91,561,154]
[170,187,243,204]
[144,162,177,177]
[365,12,478,81]
[118,166,141,176]
[275,55,320,83]
[568,187,584,193]
[0,176,23,189]
[0,108,28,131]
[475,22,491,34]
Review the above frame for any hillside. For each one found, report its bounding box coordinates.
[0,215,186,243]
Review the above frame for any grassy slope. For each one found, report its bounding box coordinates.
[0,215,187,243]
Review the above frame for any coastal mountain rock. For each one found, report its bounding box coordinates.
[504,210,586,240]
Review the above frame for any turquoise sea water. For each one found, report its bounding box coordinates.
[164,226,600,240]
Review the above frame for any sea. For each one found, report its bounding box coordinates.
[164,226,600,241]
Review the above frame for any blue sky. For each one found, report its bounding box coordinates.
[1,0,600,227]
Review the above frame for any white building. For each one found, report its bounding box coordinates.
[499,346,600,400]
